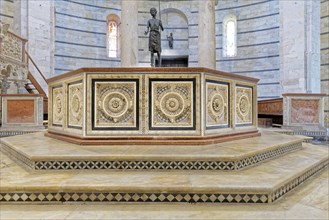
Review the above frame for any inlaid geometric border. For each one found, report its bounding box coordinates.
[0,141,34,170]
[0,192,268,204]
[271,158,329,202]
[0,141,302,171]
[0,130,39,138]
[0,159,327,204]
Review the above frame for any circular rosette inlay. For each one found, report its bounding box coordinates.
[55,95,63,114]
[71,94,81,117]
[238,95,250,116]
[102,92,129,119]
[210,94,225,117]
[160,92,185,117]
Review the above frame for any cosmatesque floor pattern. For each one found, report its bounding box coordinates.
[0,167,328,220]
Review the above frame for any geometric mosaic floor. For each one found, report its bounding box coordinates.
[0,130,328,204]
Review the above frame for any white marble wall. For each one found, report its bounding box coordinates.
[4,0,325,108]
[54,0,121,75]
[321,0,329,128]
[0,0,14,28]
[215,0,281,100]
[12,0,55,96]
[279,0,321,94]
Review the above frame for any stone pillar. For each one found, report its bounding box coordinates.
[198,0,216,69]
[279,0,321,94]
[121,0,138,67]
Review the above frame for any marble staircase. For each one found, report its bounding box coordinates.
[0,130,328,204]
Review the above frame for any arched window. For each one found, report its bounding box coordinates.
[108,21,118,57]
[223,14,237,57]
[106,14,120,58]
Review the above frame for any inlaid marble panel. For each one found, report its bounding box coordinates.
[235,85,253,126]
[7,100,34,123]
[52,86,64,126]
[92,79,139,130]
[206,80,229,129]
[291,99,320,124]
[68,81,83,128]
[149,79,195,130]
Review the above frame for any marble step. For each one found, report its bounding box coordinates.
[0,143,328,204]
[0,130,304,171]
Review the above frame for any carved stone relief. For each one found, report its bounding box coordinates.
[0,23,28,94]
[68,82,83,128]
[236,85,253,125]
[206,81,229,128]
[150,80,194,129]
[52,87,64,126]
[93,80,138,129]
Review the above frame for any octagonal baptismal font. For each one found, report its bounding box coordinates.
[46,67,259,145]
[2,68,328,205]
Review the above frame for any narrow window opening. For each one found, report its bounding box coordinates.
[226,21,236,57]
[108,21,118,58]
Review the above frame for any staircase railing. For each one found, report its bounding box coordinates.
[25,51,48,96]
[24,51,49,116]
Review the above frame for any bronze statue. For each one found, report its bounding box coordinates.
[167,33,173,49]
[144,7,164,67]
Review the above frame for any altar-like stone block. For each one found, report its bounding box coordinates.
[47,68,259,145]
[0,94,44,129]
[283,93,326,129]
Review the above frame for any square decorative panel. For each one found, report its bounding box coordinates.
[92,79,139,130]
[206,80,229,129]
[235,85,253,126]
[68,81,83,129]
[149,79,196,130]
[52,86,64,126]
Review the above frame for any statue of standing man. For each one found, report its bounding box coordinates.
[144,8,164,67]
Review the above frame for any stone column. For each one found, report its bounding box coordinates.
[279,0,321,94]
[198,0,216,69]
[121,0,138,67]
